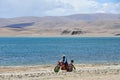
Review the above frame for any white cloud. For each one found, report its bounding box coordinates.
[0,0,119,17]
[94,2,120,13]
[45,0,120,16]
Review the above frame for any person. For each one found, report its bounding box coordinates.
[59,55,68,70]
[67,60,76,72]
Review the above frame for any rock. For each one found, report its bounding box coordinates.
[62,30,71,35]
[71,30,83,35]
[115,33,120,36]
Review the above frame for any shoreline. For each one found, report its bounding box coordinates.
[0,36,119,39]
[1,62,120,67]
[0,63,120,80]
[0,35,120,37]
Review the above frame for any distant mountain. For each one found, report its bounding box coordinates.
[66,13,120,21]
[0,13,120,37]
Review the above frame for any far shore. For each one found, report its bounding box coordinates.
[0,35,120,37]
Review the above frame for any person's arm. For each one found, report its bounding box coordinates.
[59,59,62,62]
[72,64,76,70]
[73,66,76,70]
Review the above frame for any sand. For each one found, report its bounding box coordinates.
[0,27,119,37]
[0,63,120,80]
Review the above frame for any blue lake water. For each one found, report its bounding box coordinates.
[0,37,120,66]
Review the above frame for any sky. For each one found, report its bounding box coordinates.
[0,0,120,18]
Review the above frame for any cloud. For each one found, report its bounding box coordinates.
[46,0,120,16]
[97,0,120,3]
[58,0,120,13]
[91,1,120,13]
[0,0,61,17]
[0,0,119,18]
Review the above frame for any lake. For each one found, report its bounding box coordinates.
[0,37,120,66]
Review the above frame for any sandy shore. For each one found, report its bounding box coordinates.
[0,63,120,80]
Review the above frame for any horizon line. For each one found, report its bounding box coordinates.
[0,13,120,19]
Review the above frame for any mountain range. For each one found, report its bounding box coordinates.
[0,13,120,37]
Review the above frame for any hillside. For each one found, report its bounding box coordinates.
[0,13,120,37]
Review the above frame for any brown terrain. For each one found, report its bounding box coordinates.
[0,13,120,37]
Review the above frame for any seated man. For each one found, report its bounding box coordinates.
[67,60,76,72]
[59,55,68,70]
